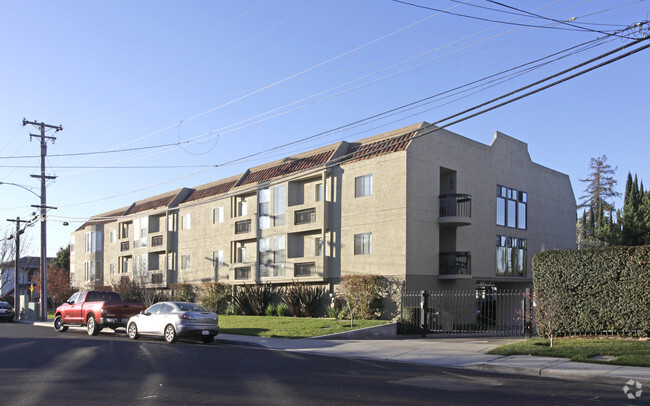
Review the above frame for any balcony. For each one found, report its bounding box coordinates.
[235,219,251,234]
[439,252,471,279]
[294,208,316,225]
[438,194,472,226]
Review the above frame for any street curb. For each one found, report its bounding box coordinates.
[214,338,264,348]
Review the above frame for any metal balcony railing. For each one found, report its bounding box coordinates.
[439,252,471,275]
[235,219,251,234]
[439,194,471,218]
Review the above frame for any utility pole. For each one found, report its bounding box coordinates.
[6,217,29,321]
[22,119,62,321]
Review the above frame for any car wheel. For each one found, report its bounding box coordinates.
[87,315,99,336]
[53,315,68,332]
[127,323,139,340]
[201,335,214,344]
[164,324,177,344]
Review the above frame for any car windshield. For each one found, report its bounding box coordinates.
[176,303,208,312]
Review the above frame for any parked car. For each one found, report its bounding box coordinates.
[54,290,145,335]
[0,301,14,322]
[127,302,219,344]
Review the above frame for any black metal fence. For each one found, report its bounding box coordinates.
[401,288,533,336]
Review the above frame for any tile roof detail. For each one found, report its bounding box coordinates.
[239,150,334,186]
[185,180,237,203]
[343,131,415,164]
[127,195,176,215]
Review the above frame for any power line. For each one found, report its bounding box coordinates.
[52,28,650,211]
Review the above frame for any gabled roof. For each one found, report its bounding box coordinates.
[185,179,238,203]
[126,195,176,215]
[77,208,129,230]
[239,150,335,186]
[343,130,416,164]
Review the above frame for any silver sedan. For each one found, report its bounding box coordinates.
[127,302,219,344]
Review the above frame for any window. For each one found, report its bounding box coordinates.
[181,254,191,270]
[517,192,527,229]
[295,262,315,277]
[140,219,148,248]
[235,267,250,280]
[259,188,270,230]
[110,263,116,275]
[167,253,173,271]
[122,258,129,274]
[110,230,116,243]
[315,183,323,202]
[354,233,372,255]
[70,264,75,286]
[274,235,285,264]
[121,222,130,239]
[237,245,247,263]
[70,236,75,260]
[496,186,527,229]
[273,184,286,226]
[295,208,316,225]
[85,232,99,253]
[213,250,224,268]
[496,235,526,276]
[149,254,159,271]
[213,206,224,224]
[84,261,99,282]
[315,237,323,256]
[355,174,373,197]
[238,199,248,216]
[235,219,251,234]
[168,215,175,232]
[181,214,191,230]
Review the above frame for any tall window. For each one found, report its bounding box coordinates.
[259,238,271,277]
[84,261,100,282]
[237,244,247,263]
[110,230,116,243]
[85,232,101,253]
[258,188,270,229]
[354,233,372,255]
[181,254,191,270]
[122,258,129,274]
[213,250,224,273]
[70,236,75,260]
[272,184,286,226]
[273,235,285,277]
[140,218,148,248]
[213,206,224,224]
[110,263,116,275]
[496,186,527,229]
[181,214,191,230]
[315,183,323,202]
[315,237,323,256]
[70,264,75,286]
[496,235,526,276]
[355,174,373,197]
[238,198,247,216]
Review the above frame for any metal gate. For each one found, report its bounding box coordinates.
[401,288,533,336]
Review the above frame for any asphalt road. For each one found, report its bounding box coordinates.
[0,323,640,405]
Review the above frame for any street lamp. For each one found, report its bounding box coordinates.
[0,182,41,199]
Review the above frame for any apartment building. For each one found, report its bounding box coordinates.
[70,122,576,301]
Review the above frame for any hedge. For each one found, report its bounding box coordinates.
[533,245,650,336]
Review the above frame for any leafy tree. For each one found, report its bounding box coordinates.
[50,245,70,272]
[30,264,76,309]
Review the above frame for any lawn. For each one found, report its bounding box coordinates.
[218,315,389,339]
[489,337,650,367]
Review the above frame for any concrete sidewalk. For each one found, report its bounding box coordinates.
[213,333,650,385]
[28,320,650,385]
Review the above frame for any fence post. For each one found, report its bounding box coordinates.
[524,288,532,338]
[420,290,429,337]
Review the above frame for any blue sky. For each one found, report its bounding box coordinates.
[1,0,648,256]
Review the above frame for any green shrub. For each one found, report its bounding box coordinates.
[280,282,327,317]
[338,275,384,320]
[226,304,240,315]
[171,283,197,303]
[533,245,650,337]
[276,302,291,317]
[235,283,275,315]
[198,282,231,314]
[265,304,277,317]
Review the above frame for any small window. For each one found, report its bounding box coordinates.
[355,174,373,197]
[315,183,323,202]
[181,254,191,270]
[181,214,191,230]
[213,207,224,224]
[354,233,372,255]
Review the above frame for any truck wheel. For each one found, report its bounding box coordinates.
[53,315,68,332]
[127,322,139,340]
[87,315,99,336]
[164,324,177,343]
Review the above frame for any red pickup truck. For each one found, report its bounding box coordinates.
[53,290,145,336]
